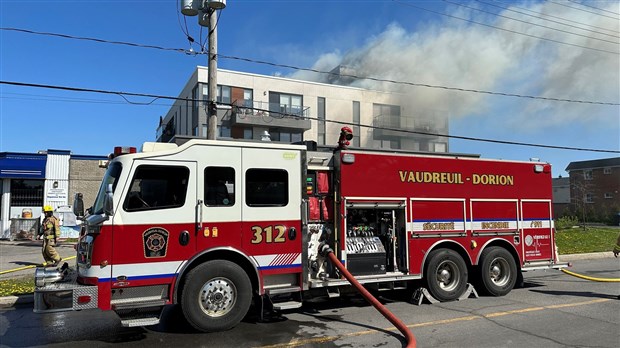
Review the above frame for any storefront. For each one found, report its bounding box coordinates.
[0,150,107,239]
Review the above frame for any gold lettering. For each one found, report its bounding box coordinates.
[399,171,407,182]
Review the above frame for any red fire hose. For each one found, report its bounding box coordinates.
[325,249,417,348]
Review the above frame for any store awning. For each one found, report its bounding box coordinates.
[0,153,47,179]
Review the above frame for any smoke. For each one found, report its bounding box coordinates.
[288,1,620,131]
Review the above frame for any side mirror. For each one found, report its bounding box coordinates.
[73,193,84,218]
[103,184,114,216]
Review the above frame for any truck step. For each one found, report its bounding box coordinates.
[265,286,301,296]
[111,296,167,310]
[272,301,303,310]
[120,316,161,327]
[327,287,340,298]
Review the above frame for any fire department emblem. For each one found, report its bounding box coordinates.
[143,228,169,258]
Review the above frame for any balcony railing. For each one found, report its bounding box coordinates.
[373,114,448,139]
[231,100,311,130]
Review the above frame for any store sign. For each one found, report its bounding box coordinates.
[46,188,68,201]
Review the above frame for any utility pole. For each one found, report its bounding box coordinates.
[206,9,218,140]
[181,0,226,140]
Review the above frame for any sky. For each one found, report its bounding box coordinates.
[0,0,618,177]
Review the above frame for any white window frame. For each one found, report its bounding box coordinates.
[583,170,593,180]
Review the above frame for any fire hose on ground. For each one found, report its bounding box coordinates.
[561,268,620,282]
[321,244,417,348]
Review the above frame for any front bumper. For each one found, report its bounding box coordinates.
[33,266,98,313]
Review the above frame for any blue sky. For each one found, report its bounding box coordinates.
[1,0,618,177]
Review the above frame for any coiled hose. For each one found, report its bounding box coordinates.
[324,247,416,348]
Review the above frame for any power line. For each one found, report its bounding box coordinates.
[2,27,619,106]
[218,54,620,106]
[1,79,618,154]
[451,0,620,44]
[567,0,620,16]
[479,0,620,39]
[392,0,620,55]
[492,0,619,35]
[549,0,620,20]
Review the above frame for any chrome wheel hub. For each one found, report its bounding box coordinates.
[199,277,237,317]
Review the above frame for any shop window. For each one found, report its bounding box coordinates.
[205,167,235,206]
[246,169,288,207]
[123,165,189,212]
[10,179,44,207]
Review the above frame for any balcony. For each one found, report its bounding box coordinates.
[373,114,447,140]
[231,100,311,131]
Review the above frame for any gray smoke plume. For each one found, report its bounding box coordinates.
[289,1,620,130]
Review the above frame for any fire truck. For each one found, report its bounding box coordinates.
[34,128,565,332]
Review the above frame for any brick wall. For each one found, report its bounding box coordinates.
[569,166,620,221]
[69,159,106,208]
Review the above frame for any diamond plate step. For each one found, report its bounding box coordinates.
[120,316,160,328]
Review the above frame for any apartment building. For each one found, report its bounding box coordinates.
[156,67,449,152]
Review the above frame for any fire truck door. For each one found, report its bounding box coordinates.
[111,159,197,285]
[196,146,242,252]
[520,200,554,262]
[241,147,303,274]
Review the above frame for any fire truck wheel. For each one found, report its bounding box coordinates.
[479,247,517,296]
[181,260,252,332]
[425,249,468,302]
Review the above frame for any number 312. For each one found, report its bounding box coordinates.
[251,225,286,244]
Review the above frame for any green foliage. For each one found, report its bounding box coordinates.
[0,276,34,297]
[555,216,579,230]
[555,227,619,254]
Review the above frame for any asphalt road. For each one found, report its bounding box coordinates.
[1,257,619,348]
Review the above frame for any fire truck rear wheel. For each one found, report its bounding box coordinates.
[425,249,468,302]
[479,246,517,296]
[181,260,252,332]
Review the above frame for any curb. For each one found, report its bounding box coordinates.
[558,252,613,262]
[0,294,33,308]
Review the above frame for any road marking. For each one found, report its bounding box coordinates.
[255,298,611,348]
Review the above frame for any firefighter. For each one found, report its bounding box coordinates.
[39,205,61,267]
[614,233,620,258]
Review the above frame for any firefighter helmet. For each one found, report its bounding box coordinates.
[43,205,54,213]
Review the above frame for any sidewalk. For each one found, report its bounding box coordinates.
[0,238,614,308]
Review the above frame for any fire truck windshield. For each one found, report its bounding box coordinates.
[92,162,122,215]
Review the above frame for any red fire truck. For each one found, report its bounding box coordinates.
[34,129,565,332]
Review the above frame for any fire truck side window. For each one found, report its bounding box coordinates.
[205,166,235,206]
[245,169,288,207]
[123,165,189,212]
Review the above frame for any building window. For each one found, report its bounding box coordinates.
[433,142,447,153]
[603,168,611,174]
[270,92,303,117]
[583,170,593,180]
[219,125,231,138]
[202,124,208,138]
[318,97,326,145]
[246,169,288,207]
[123,165,189,212]
[192,86,199,123]
[193,126,199,136]
[202,84,232,104]
[604,193,613,199]
[243,89,253,107]
[352,101,360,147]
[243,128,253,140]
[585,193,594,203]
[10,179,44,207]
[205,167,235,206]
[269,130,302,143]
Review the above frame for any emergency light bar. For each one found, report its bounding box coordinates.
[112,146,137,158]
